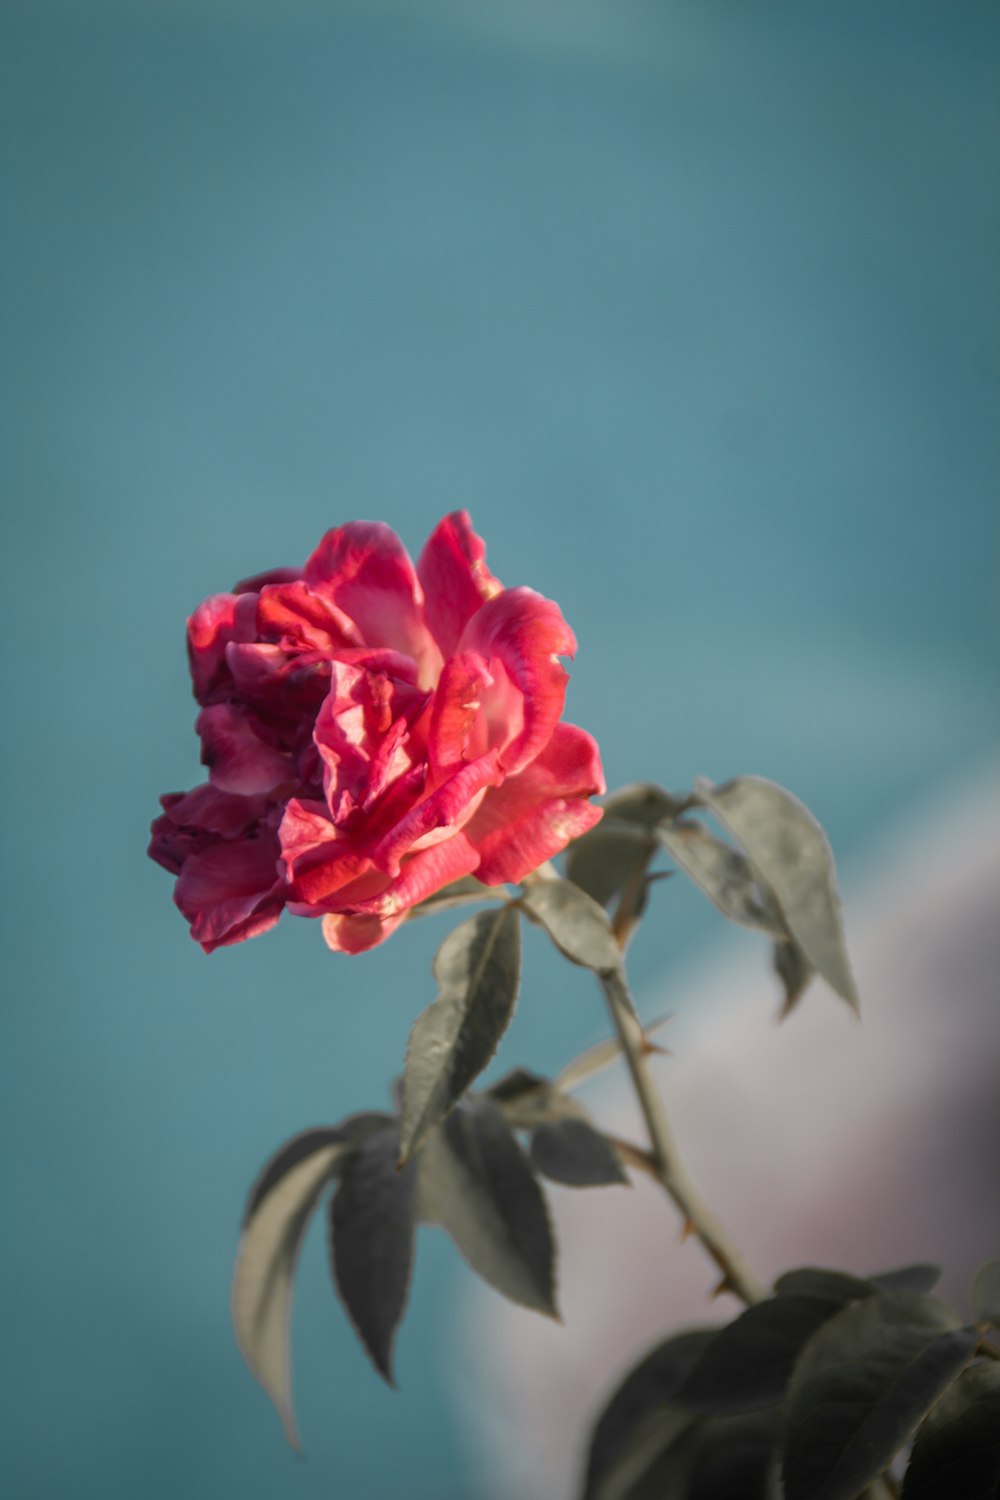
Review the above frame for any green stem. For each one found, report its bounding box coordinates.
[599,964,766,1306]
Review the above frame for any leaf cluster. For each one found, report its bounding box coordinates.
[582,1260,1000,1500]
[569,775,859,1016]
[232,1064,631,1445]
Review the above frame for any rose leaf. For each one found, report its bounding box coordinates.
[870,1263,943,1296]
[399,904,521,1163]
[902,1359,1000,1498]
[678,1294,847,1414]
[581,1329,718,1500]
[328,1123,418,1384]
[530,1118,629,1187]
[565,819,656,910]
[781,1291,978,1500]
[415,1097,556,1316]
[694,776,859,1013]
[521,877,623,975]
[232,1126,369,1448]
[971,1259,1000,1328]
[657,820,786,936]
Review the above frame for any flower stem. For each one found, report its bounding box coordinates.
[599,964,767,1306]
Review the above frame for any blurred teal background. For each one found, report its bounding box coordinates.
[1,1,997,1496]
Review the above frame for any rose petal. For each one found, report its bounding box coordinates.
[225,642,332,722]
[349,830,481,919]
[417,511,503,656]
[174,837,285,952]
[196,703,293,795]
[467,723,605,884]
[322,910,407,955]
[187,592,258,703]
[304,521,441,677]
[426,652,493,782]
[233,565,302,595]
[368,752,503,876]
[458,587,576,776]
[278,797,378,906]
[157,783,270,839]
[321,830,481,951]
[256,581,362,652]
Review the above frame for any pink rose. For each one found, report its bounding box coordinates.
[149,513,604,954]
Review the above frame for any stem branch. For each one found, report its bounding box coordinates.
[599,965,766,1306]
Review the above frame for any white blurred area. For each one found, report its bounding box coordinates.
[456,759,1000,1500]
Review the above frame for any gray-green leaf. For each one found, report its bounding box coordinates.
[521,877,623,974]
[415,1097,556,1315]
[695,776,859,1012]
[657,821,785,935]
[902,1359,1000,1498]
[781,1291,978,1500]
[232,1129,354,1448]
[565,820,655,910]
[399,904,521,1163]
[406,874,506,918]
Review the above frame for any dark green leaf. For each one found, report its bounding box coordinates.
[680,1295,846,1414]
[871,1264,942,1296]
[781,1291,978,1500]
[695,776,859,1012]
[774,1268,876,1303]
[583,1330,717,1500]
[531,1118,628,1187]
[773,937,815,1017]
[521,877,623,974]
[329,1124,417,1384]
[688,1410,782,1499]
[972,1260,1000,1327]
[657,821,785,935]
[566,819,656,910]
[595,1408,704,1500]
[487,1069,582,1130]
[775,1264,942,1303]
[233,1129,357,1447]
[902,1360,1000,1498]
[243,1115,392,1222]
[416,1097,556,1315]
[399,904,521,1162]
[486,1066,549,1102]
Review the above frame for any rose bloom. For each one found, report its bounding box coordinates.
[149,513,604,954]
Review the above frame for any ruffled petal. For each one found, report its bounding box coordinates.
[256,581,363,652]
[196,704,292,795]
[321,831,480,951]
[233,565,302,595]
[466,723,605,884]
[304,521,441,677]
[367,752,503,876]
[417,511,503,656]
[457,587,576,776]
[426,651,493,782]
[225,642,332,722]
[278,797,379,906]
[322,910,407,955]
[187,592,258,703]
[174,837,285,952]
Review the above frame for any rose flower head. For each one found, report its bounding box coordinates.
[149,513,604,954]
